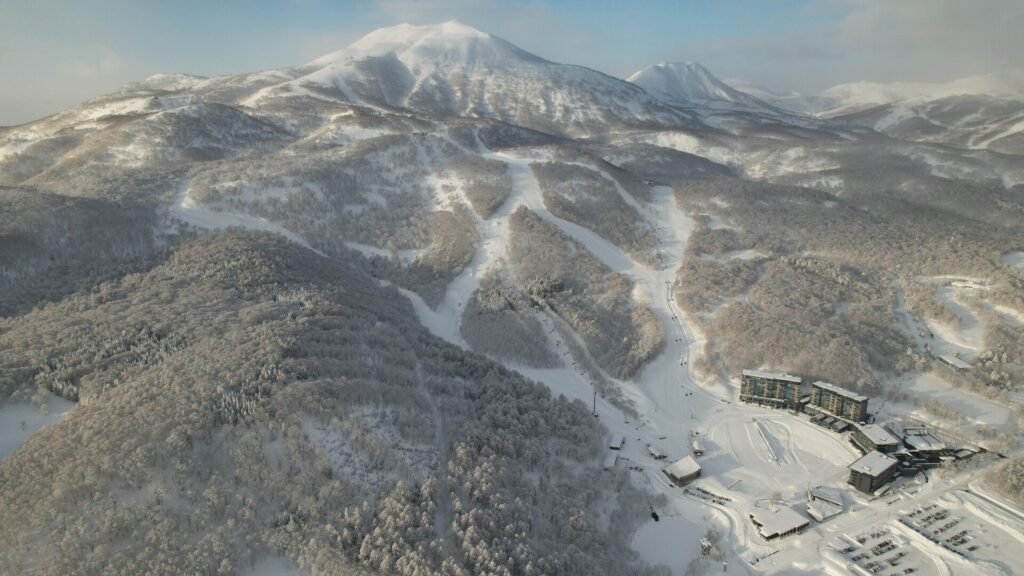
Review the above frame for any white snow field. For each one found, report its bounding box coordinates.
[1003,251,1024,274]
[244,556,308,576]
[0,395,75,461]
[898,372,1012,430]
[926,284,985,363]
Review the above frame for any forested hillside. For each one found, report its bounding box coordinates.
[0,232,660,575]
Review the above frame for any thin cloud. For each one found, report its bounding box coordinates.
[62,45,127,79]
[679,0,1023,93]
[370,0,605,70]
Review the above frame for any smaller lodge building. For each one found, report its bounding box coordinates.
[848,451,899,494]
[663,455,702,486]
[850,424,901,454]
[749,506,810,540]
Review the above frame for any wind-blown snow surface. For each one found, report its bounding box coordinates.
[727,69,1024,119]
[626,62,822,133]
[717,69,1024,152]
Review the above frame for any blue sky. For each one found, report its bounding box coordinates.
[1,0,1018,124]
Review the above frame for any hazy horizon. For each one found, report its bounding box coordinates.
[1,0,1020,126]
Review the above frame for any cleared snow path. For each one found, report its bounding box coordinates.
[456,148,756,573]
[169,178,323,254]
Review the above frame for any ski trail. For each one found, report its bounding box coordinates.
[408,138,519,346]
[398,143,761,573]
[415,361,457,558]
[169,178,324,255]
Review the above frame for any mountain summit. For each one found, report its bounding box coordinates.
[313,20,544,67]
[282,21,696,136]
[627,62,773,110]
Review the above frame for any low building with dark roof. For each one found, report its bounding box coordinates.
[850,424,901,454]
[848,451,899,494]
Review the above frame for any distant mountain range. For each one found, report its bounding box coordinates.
[722,69,1024,154]
[623,57,1024,154]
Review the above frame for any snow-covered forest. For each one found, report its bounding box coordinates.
[1,18,1023,576]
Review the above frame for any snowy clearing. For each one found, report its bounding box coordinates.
[243,556,308,576]
[922,282,986,365]
[899,373,1011,430]
[169,178,319,253]
[0,395,75,462]
[1002,251,1024,274]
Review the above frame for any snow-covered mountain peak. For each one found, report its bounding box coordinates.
[279,22,695,136]
[627,61,766,108]
[312,20,544,69]
[349,21,490,53]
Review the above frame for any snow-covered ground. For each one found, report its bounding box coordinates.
[0,395,75,461]
[699,249,765,262]
[1002,251,1024,274]
[896,373,1012,430]
[908,278,991,367]
[243,556,308,576]
[631,512,723,573]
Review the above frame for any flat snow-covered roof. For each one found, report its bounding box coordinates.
[855,424,900,446]
[742,369,802,383]
[806,500,842,522]
[609,434,625,449]
[849,451,898,476]
[663,455,701,479]
[749,506,809,538]
[812,381,868,402]
[809,486,844,507]
[602,453,618,470]
[904,433,945,452]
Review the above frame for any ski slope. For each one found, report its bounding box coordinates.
[379,141,865,574]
